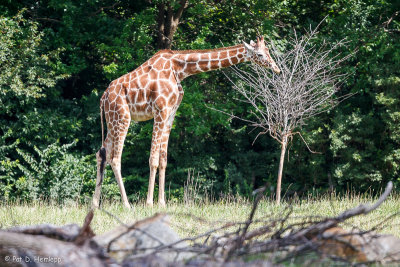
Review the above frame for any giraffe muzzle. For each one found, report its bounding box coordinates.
[272,65,281,74]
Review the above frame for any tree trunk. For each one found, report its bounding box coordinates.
[276,135,288,205]
[156,0,188,49]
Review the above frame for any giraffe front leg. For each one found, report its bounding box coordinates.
[147,137,159,207]
[158,91,183,207]
[146,111,168,207]
[158,130,171,207]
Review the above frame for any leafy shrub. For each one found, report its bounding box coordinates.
[0,140,120,203]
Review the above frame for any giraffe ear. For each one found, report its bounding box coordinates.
[243,41,255,52]
[249,40,256,47]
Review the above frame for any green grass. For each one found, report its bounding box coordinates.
[1,193,400,238]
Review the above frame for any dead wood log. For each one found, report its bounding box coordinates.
[3,210,95,244]
[5,224,81,242]
[315,227,400,263]
[0,231,110,267]
[123,255,277,267]
[93,213,194,264]
[0,210,111,267]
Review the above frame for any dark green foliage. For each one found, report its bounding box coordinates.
[0,0,398,203]
[0,12,64,101]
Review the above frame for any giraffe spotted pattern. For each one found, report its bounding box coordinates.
[92,37,280,208]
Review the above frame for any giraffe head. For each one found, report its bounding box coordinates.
[243,36,281,74]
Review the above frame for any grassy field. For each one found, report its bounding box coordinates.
[1,193,399,239]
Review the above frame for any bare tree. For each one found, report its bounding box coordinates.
[225,27,350,204]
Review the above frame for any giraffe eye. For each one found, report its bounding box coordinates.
[256,52,263,58]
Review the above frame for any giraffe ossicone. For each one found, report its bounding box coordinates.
[92,37,280,208]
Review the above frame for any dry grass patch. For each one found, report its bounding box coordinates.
[1,194,399,238]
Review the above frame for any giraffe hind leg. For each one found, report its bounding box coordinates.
[109,119,131,208]
[92,147,107,208]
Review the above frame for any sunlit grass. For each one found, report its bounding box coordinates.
[1,193,399,238]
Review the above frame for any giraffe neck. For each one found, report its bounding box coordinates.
[172,44,249,80]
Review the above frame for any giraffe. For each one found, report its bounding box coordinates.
[92,36,280,208]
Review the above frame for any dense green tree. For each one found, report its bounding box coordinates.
[284,0,400,192]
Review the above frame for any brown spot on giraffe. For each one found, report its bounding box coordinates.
[92,38,280,208]
[231,57,239,65]
[219,51,228,59]
[200,54,210,60]
[221,59,231,68]
[185,62,198,73]
[228,50,237,57]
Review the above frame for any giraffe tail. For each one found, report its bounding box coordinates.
[100,94,105,148]
[99,93,107,183]
[99,147,106,183]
